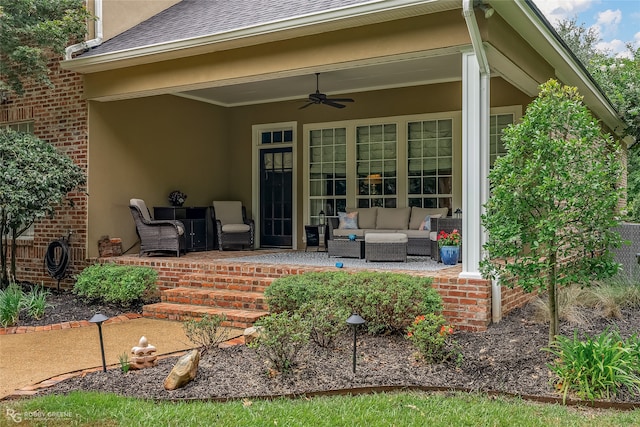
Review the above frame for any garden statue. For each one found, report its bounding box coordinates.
[130,336,158,370]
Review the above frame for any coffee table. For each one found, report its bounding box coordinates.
[327,239,365,259]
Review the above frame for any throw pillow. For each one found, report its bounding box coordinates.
[419,213,442,231]
[338,211,359,229]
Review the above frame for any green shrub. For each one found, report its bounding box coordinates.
[249,311,310,373]
[74,264,158,306]
[406,313,459,363]
[0,283,24,327]
[264,272,347,312]
[24,284,50,320]
[545,329,640,402]
[265,271,441,335]
[183,314,230,353]
[335,272,442,334]
[299,300,349,348]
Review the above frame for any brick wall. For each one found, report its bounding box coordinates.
[0,58,89,289]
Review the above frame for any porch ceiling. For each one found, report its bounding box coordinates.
[174,53,462,107]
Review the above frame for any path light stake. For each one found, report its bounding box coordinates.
[89,313,109,372]
[346,314,366,373]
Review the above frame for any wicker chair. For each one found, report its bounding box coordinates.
[212,201,255,251]
[129,198,186,257]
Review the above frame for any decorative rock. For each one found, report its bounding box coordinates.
[243,326,263,345]
[163,349,200,390]
[129,336,158,370]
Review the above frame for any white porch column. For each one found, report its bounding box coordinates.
[460,51,490,279]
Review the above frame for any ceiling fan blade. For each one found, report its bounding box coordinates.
[299,102,314,109]
[324,100,346,109]
[326,97,354,103]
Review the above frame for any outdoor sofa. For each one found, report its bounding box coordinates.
[327,206,449,256]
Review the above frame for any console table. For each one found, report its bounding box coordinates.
[154,206,214,252]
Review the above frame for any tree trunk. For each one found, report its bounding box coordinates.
[547,252,559,346]
[0,209,7,287]
[10,228,17,283]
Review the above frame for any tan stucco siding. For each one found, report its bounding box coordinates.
[82,11,471,101]
[90,0,181,42]
[88,95,228,256]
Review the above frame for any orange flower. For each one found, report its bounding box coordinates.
[407,332,413,338]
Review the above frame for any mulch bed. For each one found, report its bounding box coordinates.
[28,289,640,403]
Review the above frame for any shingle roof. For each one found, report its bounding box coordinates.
[83,0,375,57]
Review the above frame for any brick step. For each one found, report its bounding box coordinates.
[143,302,268,329]
[178,273,275,293]
[162,287,268,311]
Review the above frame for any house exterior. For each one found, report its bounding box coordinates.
[1,1,628,298]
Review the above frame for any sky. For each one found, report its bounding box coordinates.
[532,0,640,57]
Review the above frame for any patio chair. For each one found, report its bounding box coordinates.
[129,198,186,257]
[212,201,254,250]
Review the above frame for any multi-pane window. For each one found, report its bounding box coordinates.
[490,114,513,166]
[356,124,397,208]
[261,129,293,144]
[308,128,347,223]
[407,119,453,214]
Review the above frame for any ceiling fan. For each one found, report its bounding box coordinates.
[299,73,354,109]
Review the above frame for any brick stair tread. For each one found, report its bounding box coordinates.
[164,287,264,299]
[143,302,268,322]
[179,273,275,285]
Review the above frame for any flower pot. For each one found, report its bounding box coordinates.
[440,245,459,265]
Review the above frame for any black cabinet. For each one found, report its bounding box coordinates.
[154,206,214,251]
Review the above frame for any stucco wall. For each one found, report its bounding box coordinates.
[88,95,229,257]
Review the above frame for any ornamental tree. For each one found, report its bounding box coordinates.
[0,0,92,94]
[480,80,624,345]
[0,128,85,285]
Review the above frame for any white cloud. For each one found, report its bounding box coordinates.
[533,0,594,24]
[594,9,622,36]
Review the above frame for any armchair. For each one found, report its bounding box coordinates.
[129,198,186,257]
[212,201,255,250]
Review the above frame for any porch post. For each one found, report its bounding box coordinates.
[460,51,490,279]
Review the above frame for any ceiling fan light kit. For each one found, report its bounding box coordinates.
[300,73,354,109]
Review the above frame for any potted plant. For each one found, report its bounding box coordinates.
[437,229,461,265]
[168,190,187,207]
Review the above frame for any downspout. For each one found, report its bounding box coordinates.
[462,0,501,323]
[65,0,103,60]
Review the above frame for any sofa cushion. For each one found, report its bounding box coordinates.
[338,211,359,229]
[348,207,377,229]
[403,229,432,238]
[409,207,449,230]
[376,207,411,230]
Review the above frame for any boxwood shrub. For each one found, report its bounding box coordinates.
[265,271,442,334]
[74,263,158,306]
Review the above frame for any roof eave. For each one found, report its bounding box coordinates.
[61,0,456,74]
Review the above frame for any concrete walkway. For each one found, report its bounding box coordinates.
[0,316,239,399]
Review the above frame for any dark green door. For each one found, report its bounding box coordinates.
[260,148,293,247]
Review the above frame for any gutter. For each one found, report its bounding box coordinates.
[65,0,103,60]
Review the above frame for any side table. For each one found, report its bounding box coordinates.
[327,239,365,259]
[304,225,328,251]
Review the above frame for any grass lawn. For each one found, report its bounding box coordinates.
[1,391,639,426]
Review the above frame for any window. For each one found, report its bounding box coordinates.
[490,114,513,166]
[308,128,347,223]
[261,129,293,144]
[356,124,397,208]
[407,119,453,214]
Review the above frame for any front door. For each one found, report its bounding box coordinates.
[260,148,293,247]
